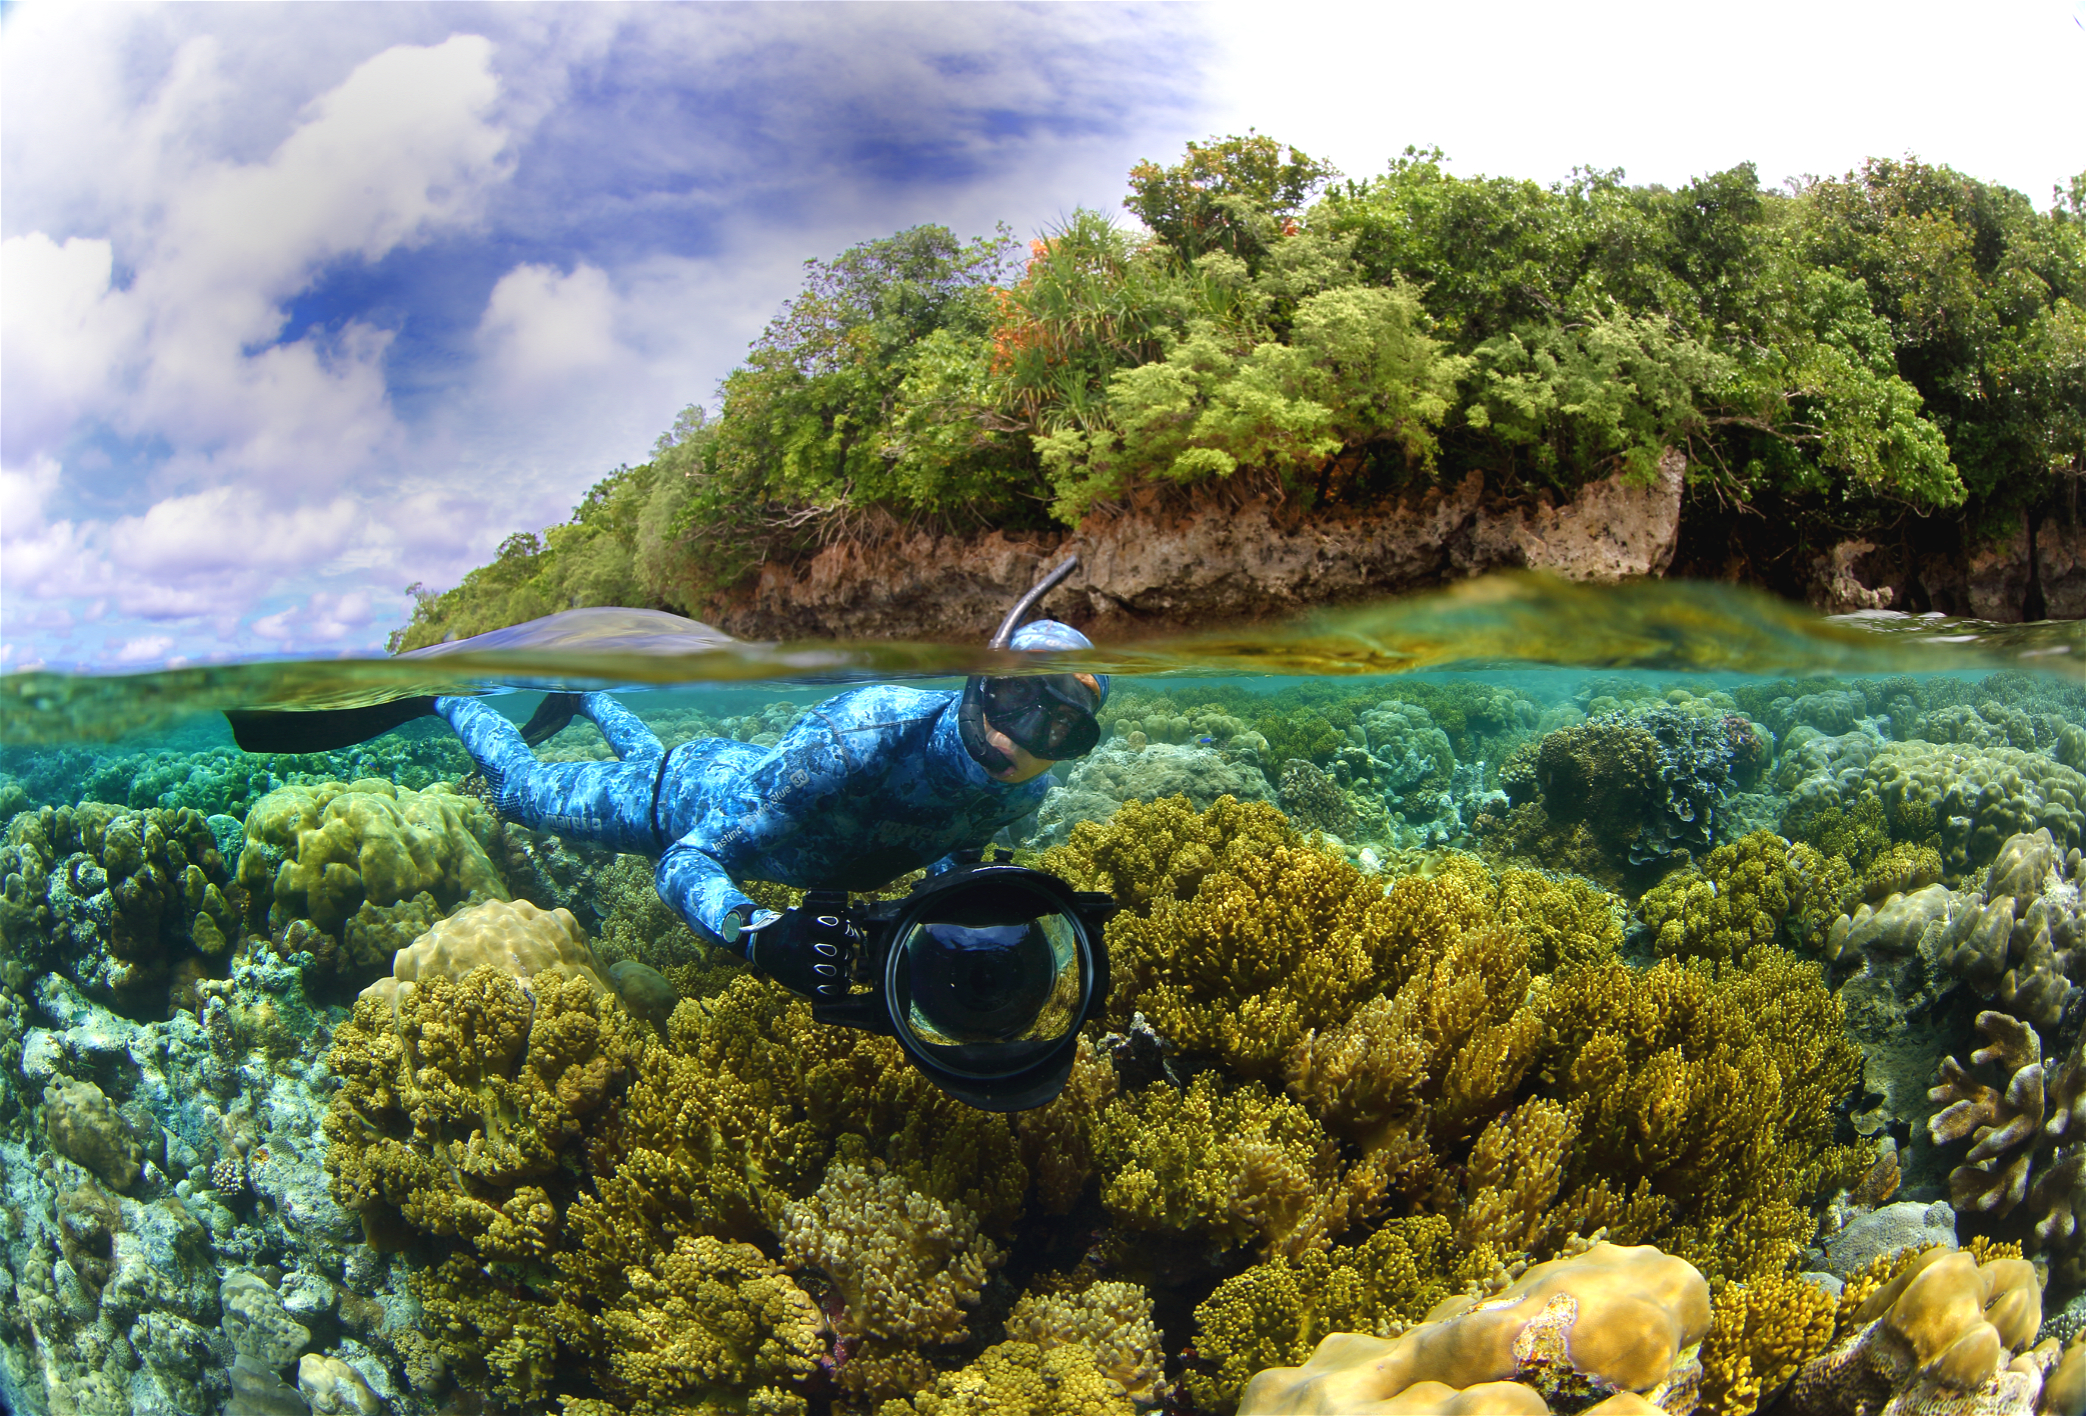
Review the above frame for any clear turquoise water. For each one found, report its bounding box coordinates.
[0,574,2082,1416]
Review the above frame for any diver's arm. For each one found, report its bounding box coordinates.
[655,833,773,955]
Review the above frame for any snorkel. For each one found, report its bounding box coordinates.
[957,556,1102,776]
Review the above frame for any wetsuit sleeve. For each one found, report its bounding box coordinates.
[656,830,762,955]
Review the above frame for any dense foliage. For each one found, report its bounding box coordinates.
[392,138,2085,650]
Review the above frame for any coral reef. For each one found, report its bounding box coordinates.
[1,802,239,1015]
[5,664,2083,1416]
[1786,1246,2053,1416]
[1235,1241,1711,1416]
[237,779,509,987]
[1855,741,2086,874]
[1925,1010,2086,1271]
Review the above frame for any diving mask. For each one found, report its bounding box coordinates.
[958,556,1106,773]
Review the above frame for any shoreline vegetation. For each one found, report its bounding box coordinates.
[391,135,2086,651]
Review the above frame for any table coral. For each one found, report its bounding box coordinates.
[1235,1241,1711,1416]
[237,778,509,984]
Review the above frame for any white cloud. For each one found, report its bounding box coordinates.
[1201,0,2086,201]
[2,30,521,657]
[478,262,620,385]
[112,634,175,665]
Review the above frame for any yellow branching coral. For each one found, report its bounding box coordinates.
[1093,1072,1368,1258]
[324,963,643,1261]
[1003,1281,1167,1404]
[1638,830,1839,962]
[1286,919,1539,1157]
[1041,793,1300,914]
[1697,1272,1838,1416]
[592,1233,821,1416]
[778,1160,1001,1347]
[1014,1034,1118,1215]
[1538,947,1869,1281]
[1188,1215,1460,1412]
[1099,841,1411,1076]
[411,1251,561,1408]
[881,1341,1138,1416]
[557,975,1023,1354]
[1458,1097,1577,1254]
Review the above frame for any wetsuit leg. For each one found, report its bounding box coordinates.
[436,696,663,854]
[578,692,664,761]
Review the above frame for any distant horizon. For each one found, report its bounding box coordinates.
[5,1,2082,674]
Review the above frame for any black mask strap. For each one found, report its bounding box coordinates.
[958,677,1014,775]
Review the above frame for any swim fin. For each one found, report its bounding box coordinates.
[520,692,583,747]
[225,696,438,754]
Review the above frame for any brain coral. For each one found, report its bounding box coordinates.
[1236,1241,1711,1416]
[237,778,508,982]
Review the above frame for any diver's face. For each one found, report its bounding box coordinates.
[984,673,1099,784]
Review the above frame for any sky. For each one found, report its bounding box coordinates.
[3,1,2082,674]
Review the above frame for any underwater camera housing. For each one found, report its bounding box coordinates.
[808,851,1117,1112]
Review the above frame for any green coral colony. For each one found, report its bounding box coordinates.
[4,661,2086,1416]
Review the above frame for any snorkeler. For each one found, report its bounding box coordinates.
[228,559,1116,1109]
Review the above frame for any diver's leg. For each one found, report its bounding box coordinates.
[435,696,662,852]
[578,692,664,761]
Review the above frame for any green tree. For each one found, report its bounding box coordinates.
[1125,131,1339,271]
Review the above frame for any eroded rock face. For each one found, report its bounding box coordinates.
[701,457,1687,641]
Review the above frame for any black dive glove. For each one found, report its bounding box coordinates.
[742,904,858,1000]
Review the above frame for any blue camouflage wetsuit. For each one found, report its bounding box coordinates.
[435,685,1056,954]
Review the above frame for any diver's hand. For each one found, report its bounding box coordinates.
[743,907,858,999]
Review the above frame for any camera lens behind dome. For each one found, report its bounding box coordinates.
[893,910,1084,1058]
